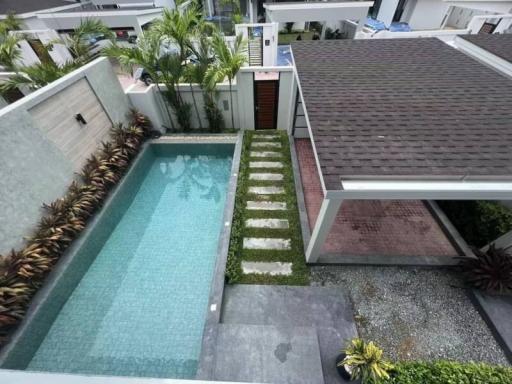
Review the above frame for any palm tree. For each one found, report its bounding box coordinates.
[206,33,246,129]
[0,19,114,96]
[60,19,115,64]
[188,34,224,132]
[151,6,201,130]
[103,31,176,130]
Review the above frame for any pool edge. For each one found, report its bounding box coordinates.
[195,131,243,380]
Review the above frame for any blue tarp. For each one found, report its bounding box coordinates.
[389,22,412,32]
[364,17,387,31]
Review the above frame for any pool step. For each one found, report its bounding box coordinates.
[246,201,287,211]
[241,261,293,276]
[249,173,284,181]
[251,142,282,148]
[245,218,289,229]
[243,237,291,250]
[249,161,283,169]
[248,186,285,195]
[250,151,282,158]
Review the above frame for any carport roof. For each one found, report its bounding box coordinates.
[291,38,512,191]
[460,33,512,63]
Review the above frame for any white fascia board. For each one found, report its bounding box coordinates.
[37,9,163,19]
[326,179,512,200]
[290,45,327,196]
[263,1,374,11]
[455,36,512,79]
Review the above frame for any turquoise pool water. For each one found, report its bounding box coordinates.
[26,144,233,378]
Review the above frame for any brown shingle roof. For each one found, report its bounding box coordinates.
[291,38,512,190]
[460,33,512,63]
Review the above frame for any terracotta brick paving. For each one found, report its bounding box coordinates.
[295,139,458,257]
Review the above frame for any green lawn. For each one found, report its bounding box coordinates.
[226,131,309,285]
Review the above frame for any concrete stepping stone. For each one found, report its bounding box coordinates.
[252,142,281,148]
[246,218,289,229]
[249,161,283,169]
[241,261,293,276]
[250,151,282,158]
[246,201,287,210]
[248,186,285,195]
[253,134,280,140]
[249,173,284,181]
[243,237,291,250]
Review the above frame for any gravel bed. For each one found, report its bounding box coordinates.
[311,265,509,365]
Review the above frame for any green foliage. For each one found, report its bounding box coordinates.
[62,18,114,64]
[438,201,512,248]
[382,361,512,384]
[0,111,152,346]
[341,338,393,383]
[457,244,512,293]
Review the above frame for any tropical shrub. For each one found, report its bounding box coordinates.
[341,338,393,383]
[457,244,512,294]
[382,361,512,384]
[438,200,512,248]
[0,111,151,346]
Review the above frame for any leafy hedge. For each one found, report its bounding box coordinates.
[382,361,512,384]
[438,200,512,248]
[0,110,152,345]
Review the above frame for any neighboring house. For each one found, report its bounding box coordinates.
[370,0,512,31]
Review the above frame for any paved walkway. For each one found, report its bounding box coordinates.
[211,285,357,384]
[295,138,458,258]
[242,132,293,277]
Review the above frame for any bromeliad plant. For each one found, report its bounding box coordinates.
[0,110,151,346]
[339,338,394,383]
[457,244,512,294]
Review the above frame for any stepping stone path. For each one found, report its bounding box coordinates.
[246,201,287,210]
[249,173,284,181]
[242,133,293,277]
[252,142,281,148]
[250,151,282,158]
[248,186,285,195]
[241,261,293,276]
[249,161,283,169]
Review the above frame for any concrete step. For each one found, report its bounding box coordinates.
[242,261,293,276]
[250,151,282,158]
[212,324,324,384]
[249,173,284,181]
[248,186,285,195]
[245,218,289,229]
[252,142,281,148]
[246,201,287,210]
[243,237,291,250]
[249,161,283,169]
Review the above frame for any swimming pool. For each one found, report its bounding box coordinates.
[1,142,235,379]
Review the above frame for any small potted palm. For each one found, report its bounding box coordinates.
[336,338,393,383]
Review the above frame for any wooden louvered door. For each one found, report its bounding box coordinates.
[254,80,279,130]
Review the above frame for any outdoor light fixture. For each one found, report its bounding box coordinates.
[75,113,87,125]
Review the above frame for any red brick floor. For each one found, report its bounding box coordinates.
[295,139,458,257]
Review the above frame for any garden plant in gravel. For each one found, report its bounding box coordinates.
[0,110,153,346]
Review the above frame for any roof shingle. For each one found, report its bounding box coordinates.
[460,33,512,63]
[291,38,512,190]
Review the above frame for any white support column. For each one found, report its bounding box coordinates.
[305,198,342,263]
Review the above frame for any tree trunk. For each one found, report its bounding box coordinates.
[229,79,235,129]
[189,82,203,130]
[155,82,175,131]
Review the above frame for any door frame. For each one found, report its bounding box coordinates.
[253,75,280,130]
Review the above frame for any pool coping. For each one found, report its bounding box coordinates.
[195,132,243,380]
[0,134,242,377]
